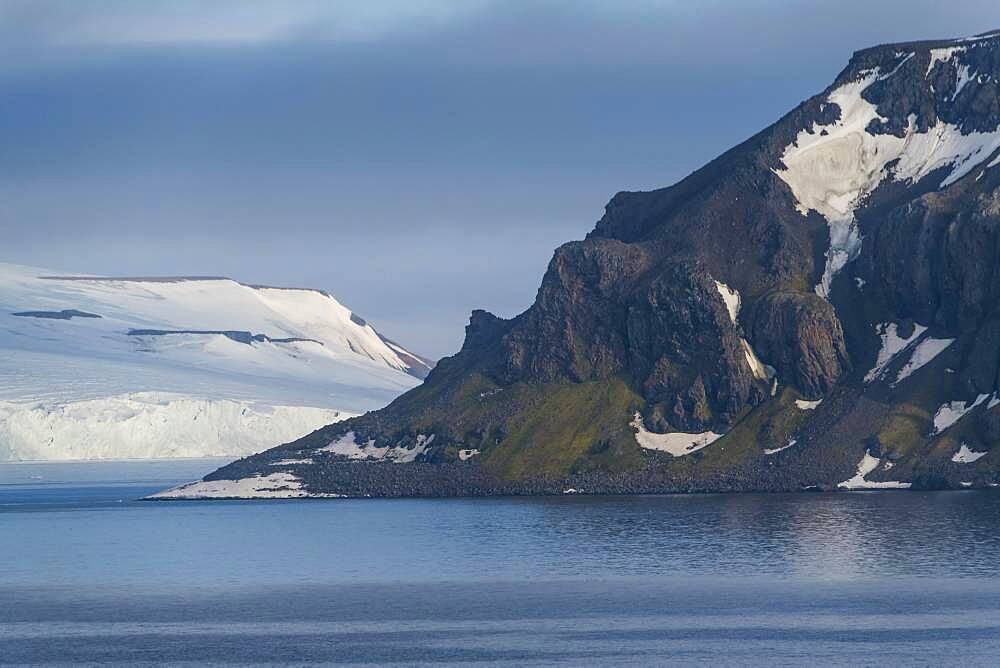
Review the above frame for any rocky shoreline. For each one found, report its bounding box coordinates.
[146,456,1000,500]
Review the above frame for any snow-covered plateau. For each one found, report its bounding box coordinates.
[0,262,429,460]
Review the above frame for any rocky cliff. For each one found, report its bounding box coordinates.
[176,30,1000,498]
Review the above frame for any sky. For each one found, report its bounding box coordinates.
[3,1,999,358]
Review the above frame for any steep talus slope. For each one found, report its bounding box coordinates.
[0,263,429,460]
[186,31,1000,498]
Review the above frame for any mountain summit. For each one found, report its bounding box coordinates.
[180,31,1000,497]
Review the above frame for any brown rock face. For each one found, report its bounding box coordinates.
[497,238,651,384]
[748,292,850,399]
[482,238,771,432]
[624,263,766,432]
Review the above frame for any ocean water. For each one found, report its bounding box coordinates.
[2,460,1000,666]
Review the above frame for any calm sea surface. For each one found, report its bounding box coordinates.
[2,460,1000,666]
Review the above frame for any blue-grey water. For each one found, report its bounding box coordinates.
[2,461,1000,666]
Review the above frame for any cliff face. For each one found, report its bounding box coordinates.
[195,31,1000,497]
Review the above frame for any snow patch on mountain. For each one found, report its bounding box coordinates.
[931,394,990,434]
[895,336,955,384]
[713,280,741,324]
[740,339,776,385]
[894,120,1000,188]
[764,439,797,455]
[631,412,722,457]
[952,443,988,464]
[319,431,434,463]
[712,280,771,391]
[775,73,889,297]
[838,451,911,489]
[865,323,927,382]
[952,64,975,100]
[926,45,966,75]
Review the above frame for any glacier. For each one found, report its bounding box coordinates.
[0,262,427,460]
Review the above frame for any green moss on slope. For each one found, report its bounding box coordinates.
[484,378,643,479]
[646,387,811,478]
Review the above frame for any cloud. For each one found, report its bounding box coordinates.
[6,0,992,54]
[0,0,492,46]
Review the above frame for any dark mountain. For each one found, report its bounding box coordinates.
[184,31,1000,498]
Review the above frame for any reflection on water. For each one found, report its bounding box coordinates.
[2,461,1000,664]
[2,466,1000,587]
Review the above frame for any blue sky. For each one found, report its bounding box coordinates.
[3,0,999,357]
